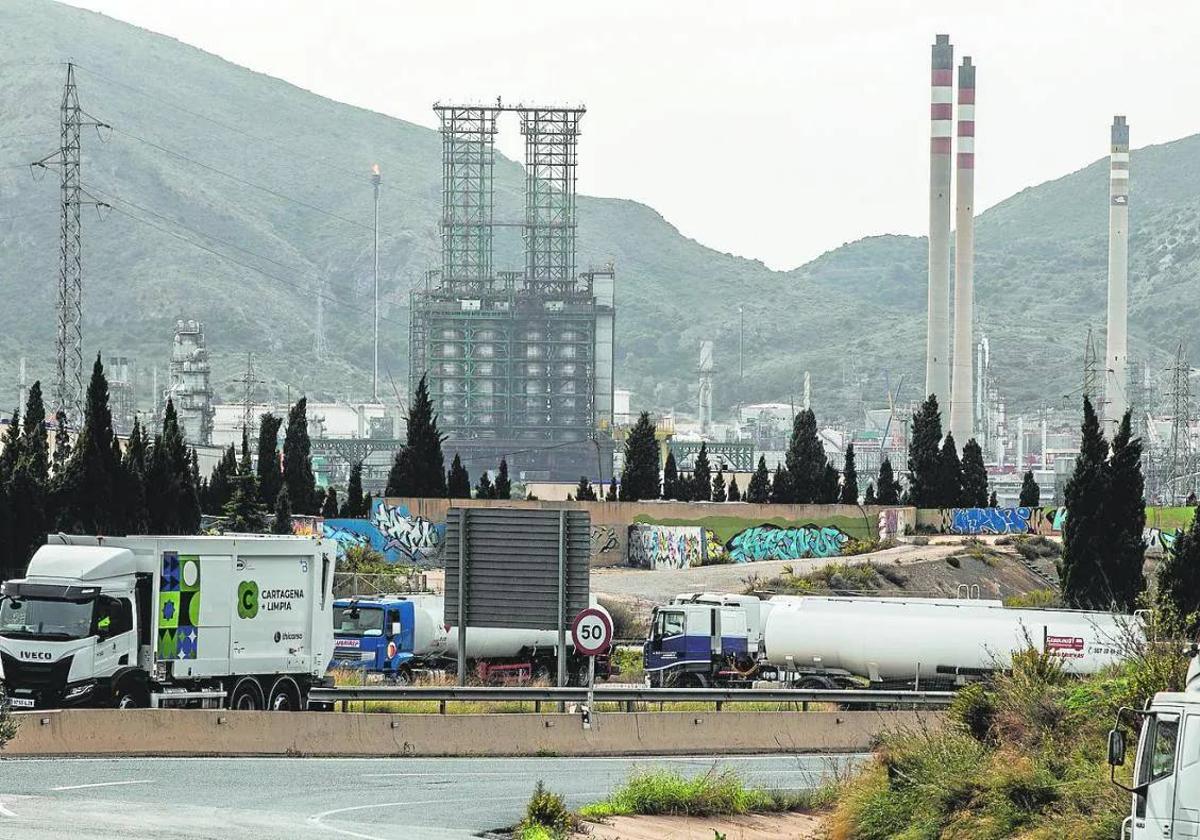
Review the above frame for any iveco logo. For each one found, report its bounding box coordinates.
[18,651,53,661]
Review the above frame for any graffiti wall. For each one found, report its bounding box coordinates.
[724,524,849,563]
[627,524,708,569]
[922,506,1067,536]
[312,499,445,565]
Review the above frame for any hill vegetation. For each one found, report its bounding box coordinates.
[1,0,1198,420]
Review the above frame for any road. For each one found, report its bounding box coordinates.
[0,754,862,840]
[592,539,965,602]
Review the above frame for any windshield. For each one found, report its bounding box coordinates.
[0,597,95,640]
[335,606,383,636]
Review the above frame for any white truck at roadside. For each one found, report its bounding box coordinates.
[0,534,336,711]
[1107,649,1200,839]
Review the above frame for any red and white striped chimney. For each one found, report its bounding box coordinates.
[949,57,975,444]
[925,34,954,413]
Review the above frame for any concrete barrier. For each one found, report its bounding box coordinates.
[3,708,940,757]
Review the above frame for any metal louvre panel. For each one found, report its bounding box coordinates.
[445,507,589,630]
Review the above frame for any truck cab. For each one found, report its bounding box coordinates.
[644,594,757,688]
[331,596,434,681]
[1109,654,1200,838]
[0,546,146,709]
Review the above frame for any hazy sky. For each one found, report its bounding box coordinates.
[60,0,1200,270]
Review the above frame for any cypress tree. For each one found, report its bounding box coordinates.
[619,412,660,501]
[675,472,693,502]
[746,456,770,504]
[20,382,48,483]
[692,443,712,502]
[363,492,374,516]
[605,480,618,502]
[207,444,238,515]
[494,457,512,500]
[224,473,265,533]
[768,464,791,504]
[937,432,964,508]
[385,374,447,498]
[475,470,495,500]
[52,409,71,473]
[988,490,998,507]
[53,356,126,535]
[321,487,339,519]
[1062,397,1112,609]
[711,468,727,502]
[727,475,742,502]
[271,484,293,534]
[165,399,201,533]
[0,407,22,483]
[282,398,317,514]
[820,463,840,504]
[960,438,989,508]
[662,450,679,500]
[446,454,471,500]
[1156,507,1200,633]
[1106,411,1147,610]
[908,394,943,507]
[785,408,826,504]
[839,443,859,505]
[122,417,148,534]
[876,457,900,505]
[1019,470,1040,507]
[10,383,49,567]
[256,412,283,508]
[864,482,877,505]
[575,476,597,501]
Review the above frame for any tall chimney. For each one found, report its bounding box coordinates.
[949,56,976,445]
[925,34,954,413]
[1104,116,1129,429]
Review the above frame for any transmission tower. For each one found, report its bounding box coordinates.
[1166,341,1195,504]
[313,277,328,362]
[1082,327,1101,405]
[32,63,109,424]
[233,352,262,440]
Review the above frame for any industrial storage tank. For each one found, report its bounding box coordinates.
[761,597,1137,684]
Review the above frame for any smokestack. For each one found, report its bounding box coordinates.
[1104,116,1129,429]
[949,56,975,445]
[925,34,953,413]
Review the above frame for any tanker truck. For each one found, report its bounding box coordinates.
[1106,645,1200,839]
[645,592,1138,689]
[0,534,336,710]
[329,594,612,685]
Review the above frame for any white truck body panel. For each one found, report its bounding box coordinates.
[762,596,1136,681]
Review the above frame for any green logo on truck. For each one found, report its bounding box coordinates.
[237,580,259,619]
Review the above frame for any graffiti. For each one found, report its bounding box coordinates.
[877,508,914,540]
[591,525,620,555]
[290,516,322,537]
[1146,527,1182,555]
[627,524,706,569]
[319,500,444,564]
[725,524,849,563]
[944,506,1067,536]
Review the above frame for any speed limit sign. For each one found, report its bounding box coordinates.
[571,607,613,656]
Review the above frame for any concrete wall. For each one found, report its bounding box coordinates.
[4,708,941,757]
[390,497,915,567]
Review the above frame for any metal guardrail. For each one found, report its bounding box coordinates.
[309,685,956,712]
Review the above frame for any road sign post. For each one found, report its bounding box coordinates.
[571,607,613,729]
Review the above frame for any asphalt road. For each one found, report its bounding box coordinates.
[0,754,861,840]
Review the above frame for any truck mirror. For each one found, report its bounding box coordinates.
[1107,729,1126,767]
[391,622,402,637]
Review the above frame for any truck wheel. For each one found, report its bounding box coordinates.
[229,677,264,711]
[392,669,412,686]
[113,682,148,709]
[266,677,302,712]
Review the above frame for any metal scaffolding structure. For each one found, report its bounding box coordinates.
[1165,341,1196,503]
[411,103,613,481]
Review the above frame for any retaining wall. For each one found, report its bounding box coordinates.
[3,708,939,757]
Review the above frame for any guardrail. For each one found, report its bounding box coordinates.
[308,685,956,713]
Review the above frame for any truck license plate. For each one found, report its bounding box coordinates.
[8,697,34,709]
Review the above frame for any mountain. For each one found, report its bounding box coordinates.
[0,0,1196,425]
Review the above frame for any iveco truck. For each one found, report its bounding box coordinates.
[0,534,336,710]
[1107,647,1200,839]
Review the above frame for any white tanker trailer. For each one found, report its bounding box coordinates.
[332,593,612,684]
[644,593,1140,689]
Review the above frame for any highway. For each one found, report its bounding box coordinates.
[0,754,862,840]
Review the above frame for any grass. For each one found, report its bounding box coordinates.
[579,768,837,819]
[752,560,909,595]
[1003,589,1062,609]
[827,616,1192,839]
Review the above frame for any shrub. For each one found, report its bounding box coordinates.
[581,769,774,818]
[597,596,648,639]
[876,564,908,587]
[517,780,578,840]
[910,535,930,546]
[1003,589,1061,609]
[949,682,996,743]
[946,556,961,569]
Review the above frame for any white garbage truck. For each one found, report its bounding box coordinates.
[1107,646,1200,839]
[0,534,336,710]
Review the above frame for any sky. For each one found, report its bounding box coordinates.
[59,0,1200,271]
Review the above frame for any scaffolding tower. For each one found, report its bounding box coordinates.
[1166,341,1196,503]
[520,108,583,292]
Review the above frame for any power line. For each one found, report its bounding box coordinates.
[103,201,404,329]
[72,63,374,184]
[107,125,374,233]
